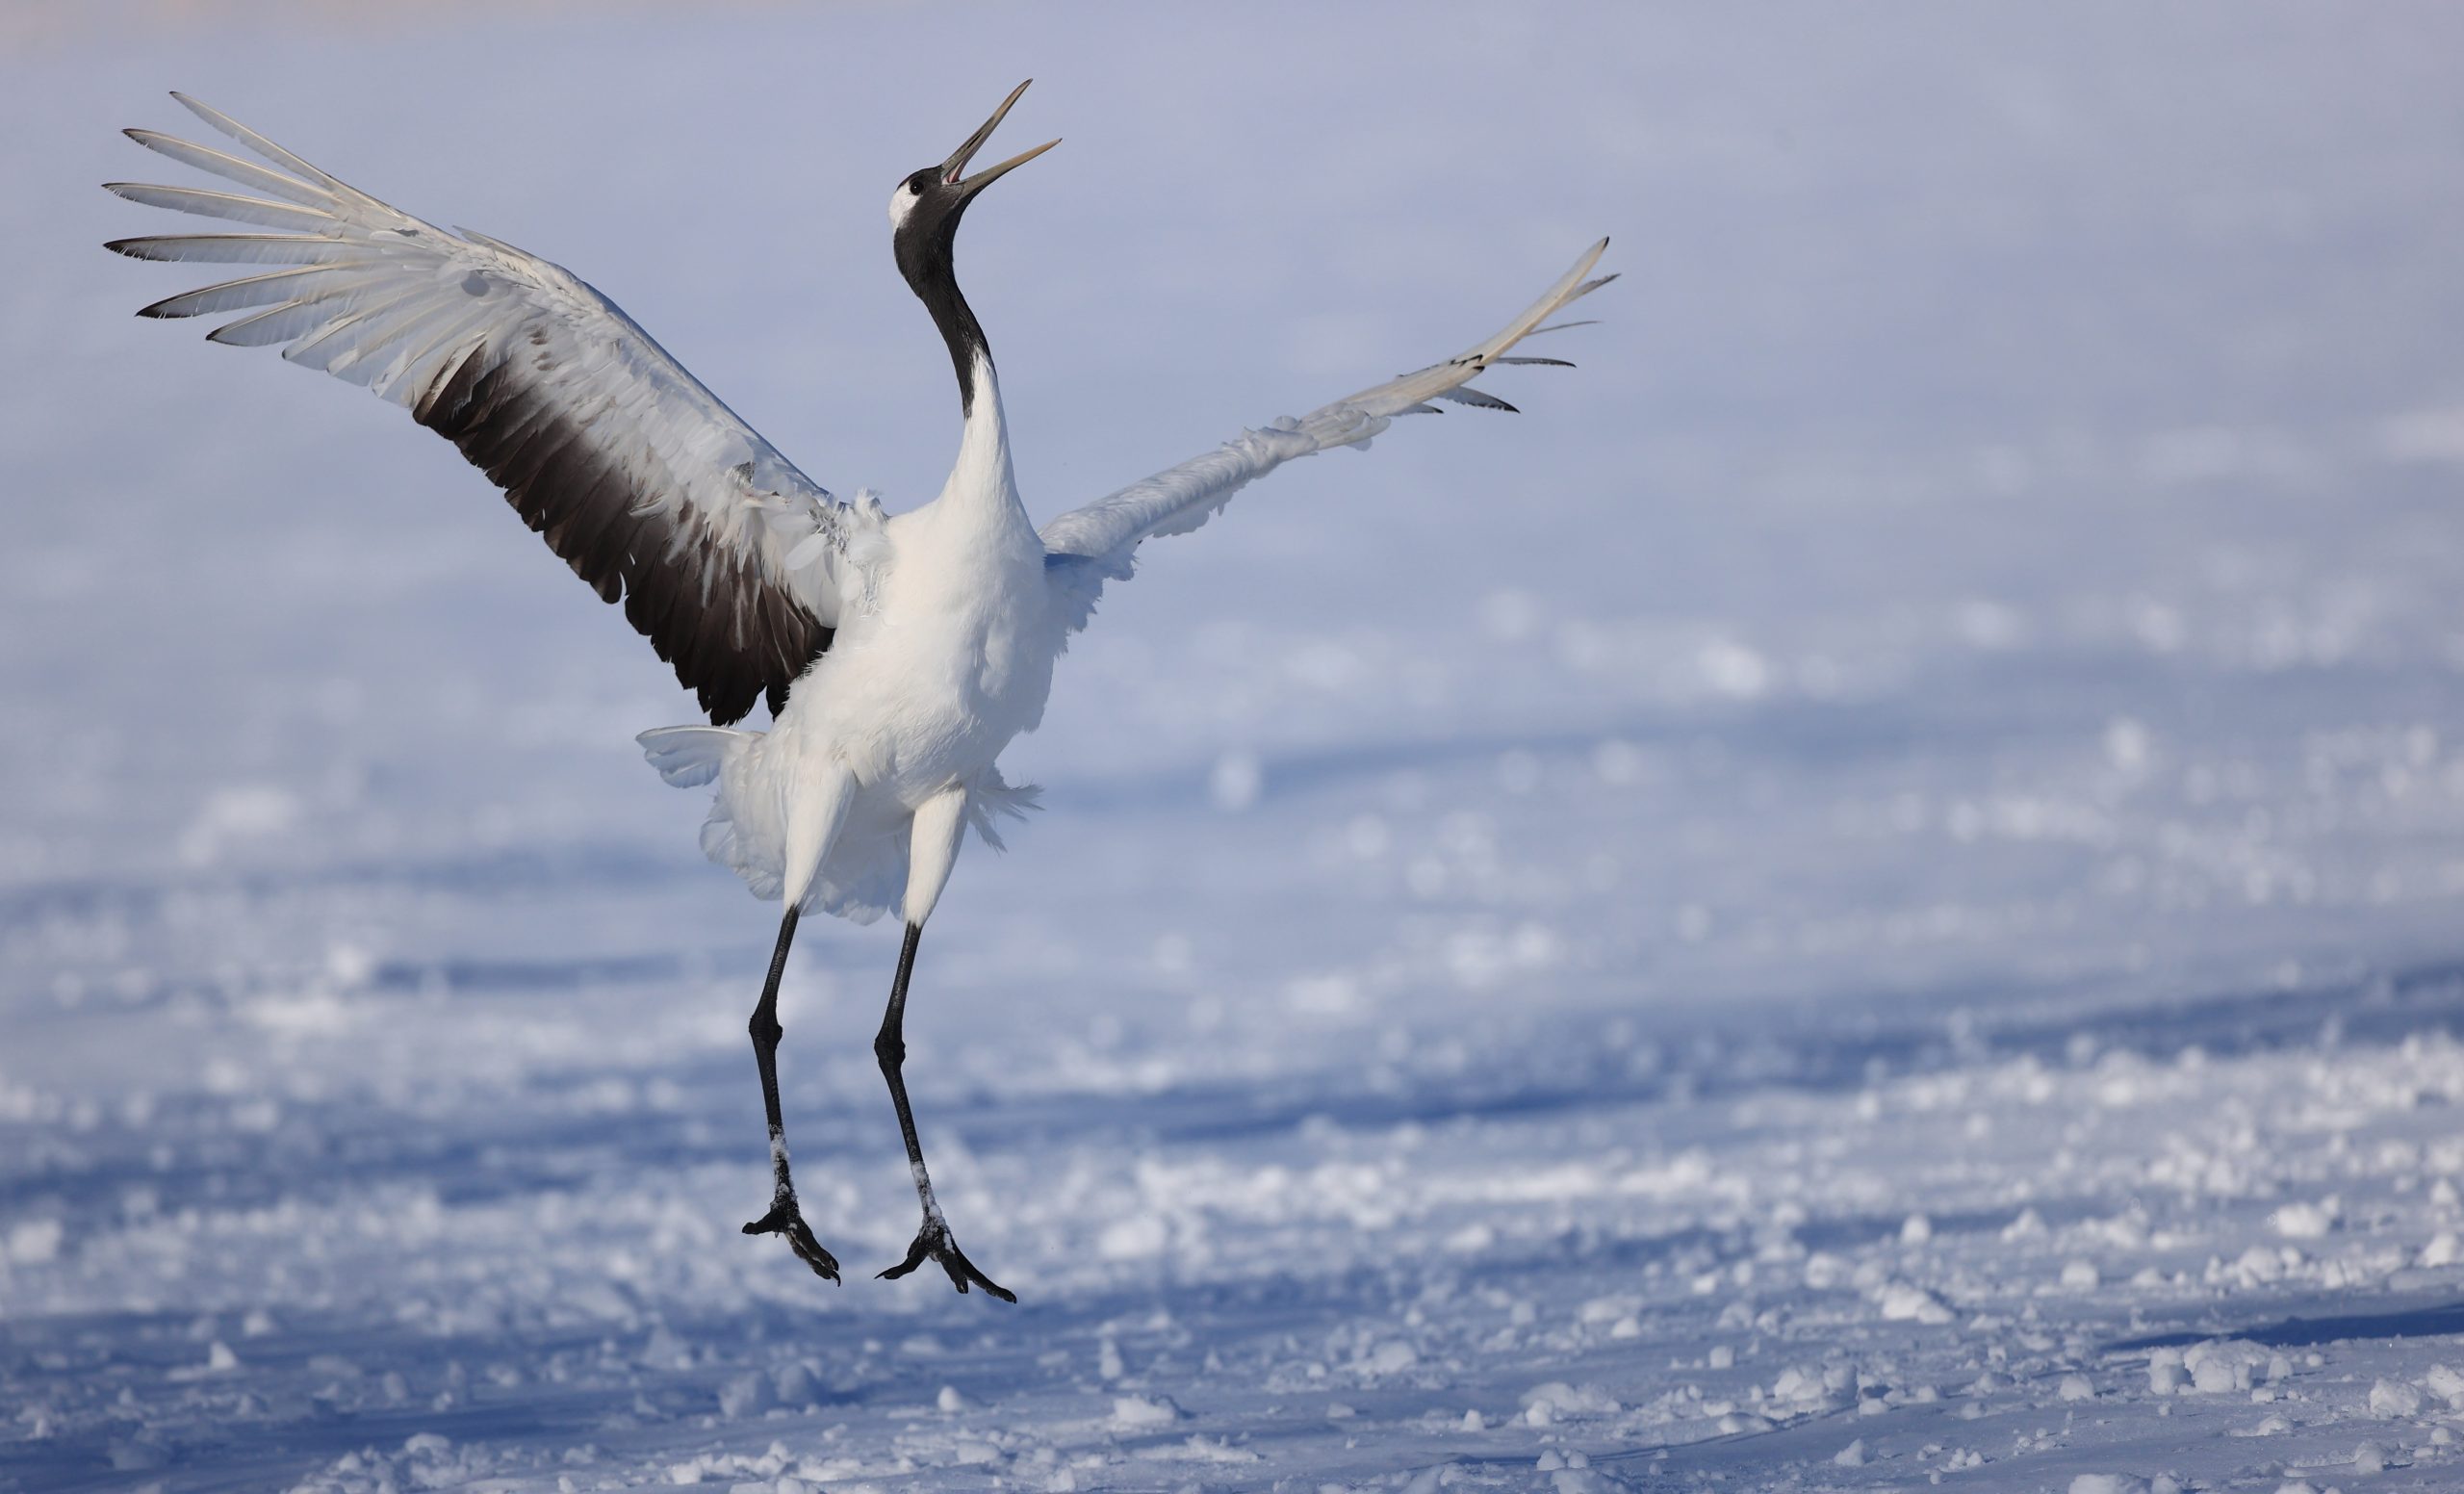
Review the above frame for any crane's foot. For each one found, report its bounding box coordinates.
[744,1196,841,1283]
[879,1213,1014,1302]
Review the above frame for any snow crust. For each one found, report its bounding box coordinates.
[8,3,2464,1491]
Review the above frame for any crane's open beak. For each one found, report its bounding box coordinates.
[941,79,1059,193]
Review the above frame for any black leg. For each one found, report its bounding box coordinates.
[738,907,840,1281]
[874,922,1014,1301]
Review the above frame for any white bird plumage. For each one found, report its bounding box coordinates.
[109,84,1612,1300]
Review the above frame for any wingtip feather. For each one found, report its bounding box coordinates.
[1435,386,1520,413]
[167,91,357,198]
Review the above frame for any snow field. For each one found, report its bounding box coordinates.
[9,2,2464,1490]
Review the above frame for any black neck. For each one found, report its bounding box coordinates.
[897,210,991,417]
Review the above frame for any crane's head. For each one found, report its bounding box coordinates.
[889,80,1057,282]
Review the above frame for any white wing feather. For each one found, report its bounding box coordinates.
[1039,240,1613,631]
[108,94,875,726]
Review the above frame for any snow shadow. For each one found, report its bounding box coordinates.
[2111,1299,2464,1353]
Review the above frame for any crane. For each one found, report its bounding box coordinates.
[107,83,1612,1301]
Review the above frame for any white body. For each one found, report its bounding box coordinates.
[648,359,1056,925]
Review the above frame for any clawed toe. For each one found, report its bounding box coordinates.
[740,1196,1008,1299]
[743,1198,842,1283]
[880,1218,1015,1302]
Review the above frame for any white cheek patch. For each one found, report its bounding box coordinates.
[888,183,920,230]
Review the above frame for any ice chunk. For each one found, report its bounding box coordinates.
[1112,1395,1189,1429]
[7,1219,64,1265]
[1877,1282,1953,1324]
[2369,1378,2425,1418]
[2425,1362,2464,1407]
[2271,1198,2337,1239]
[1519,1382,1621,1419]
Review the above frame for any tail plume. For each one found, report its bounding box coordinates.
[636,725,745,787]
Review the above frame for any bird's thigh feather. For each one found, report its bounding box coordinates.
[903,787,971,928]
[780,766,859,914]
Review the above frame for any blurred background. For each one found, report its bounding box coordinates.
[6,4,2464,1491]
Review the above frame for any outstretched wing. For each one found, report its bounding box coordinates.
[1039,239,1613,631]
[107,94,873,726]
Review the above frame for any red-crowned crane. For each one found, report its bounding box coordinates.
[107,82,1612,1301]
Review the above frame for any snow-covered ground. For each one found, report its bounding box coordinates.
[9,3,2464,1490]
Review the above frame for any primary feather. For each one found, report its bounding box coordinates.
[107,93,875,726]
[1040,239,1614,632]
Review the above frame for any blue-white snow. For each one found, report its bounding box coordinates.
[9,4,2464,1491]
